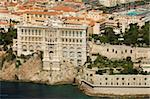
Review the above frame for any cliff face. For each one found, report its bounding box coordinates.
[0,53,77,85]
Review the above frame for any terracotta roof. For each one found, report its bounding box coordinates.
[51,6,76,12]
[28,0,48,2]
[0,10,9,13]
[5,2,18,6]
[62,17,92,21]
[11,12,23,16]
[24,11,62,16]
[0,21,8,25]
[18,6,26,10]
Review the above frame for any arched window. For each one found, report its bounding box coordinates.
[70,59,74,64]
[63,51,67,57]
[77,59,81,65]
[36,46,41,51]
[49,51,54,59]
[63,47,67,50]
[70,51,74,57]
[77,47,81,51]
[77,52,82,58]
[22,45,27,51]
[70,47,74,50]
[29,45,34,52]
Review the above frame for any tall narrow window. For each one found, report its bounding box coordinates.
[80,31,82,37]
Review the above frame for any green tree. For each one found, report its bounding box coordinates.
[124,23,139,45]
[141,22,150,45]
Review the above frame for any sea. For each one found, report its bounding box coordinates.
[0,81,149,99]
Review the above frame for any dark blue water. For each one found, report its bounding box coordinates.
[0,81,97,99]
[0,81,149,99]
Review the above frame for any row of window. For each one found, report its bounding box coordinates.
[21,29,42,35]
[107,48,133,54]
[69,59,82,65]
[62,38,82,43]
[27,14,52,18]
[62,31,82,37]
[99,82,147,85]
[63,47,82,50]
[104,77,147,81]
[21,37,42,41]
[63,51,82,58]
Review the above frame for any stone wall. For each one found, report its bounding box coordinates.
[89,42,150,62]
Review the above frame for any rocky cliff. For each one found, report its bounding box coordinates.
[0,52,77,85]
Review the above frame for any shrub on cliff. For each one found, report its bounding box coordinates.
[16,60,21,68]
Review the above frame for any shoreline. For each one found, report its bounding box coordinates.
[1,79,150,97]
[79,85,150,97]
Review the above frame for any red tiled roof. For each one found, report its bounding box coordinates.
[24,11,62,16]
[0,9,9,13]
[51,6,76,12]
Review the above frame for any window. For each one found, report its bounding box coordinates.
[70,51,74,57]
[133,78,136,80]
[122,83,124,85]
[115,51,117,54]
[70,59,74,63]
[73,31,75,36]
[145,83,146,85]
[73,39,75,42]
[66,31,68,36]
[105,78,108,80]
[62,31,64,36]
[90,74,93,76]
[76,31,78,37]
[62,38,64,42]
[100,83,101,85]
[117,83,118,85]
[32,30,34,35]
[130,50,132,53]
[80,31,82,37]
[39,30,41,35]
[125,49,127,53]
[80,39,82,43]
[116,78,119,80]
[28,29,30,35]
[121,51,123,54]
[144,78,147,80]
[21,29,23,33]
[69,31,71,36]
[112,49,114,52]
[122,78,124,80]
[35,30,37,34]
[107,49,109,52]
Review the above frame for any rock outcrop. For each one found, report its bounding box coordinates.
[0,53,77,85]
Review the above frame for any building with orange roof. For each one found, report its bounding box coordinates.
[23,11,63,25]
[50,5,76,12]
[0,21,10,32]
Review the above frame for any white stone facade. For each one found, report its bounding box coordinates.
[13,23,87,70]
[90,42,150,62]
[80,68,150,95]
[99,0,138,7]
